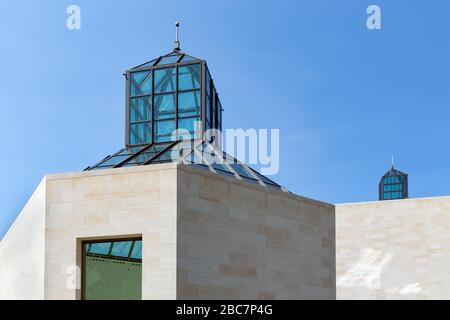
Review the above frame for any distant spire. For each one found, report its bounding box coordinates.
[391,153,395,168]
[174,22,181,52]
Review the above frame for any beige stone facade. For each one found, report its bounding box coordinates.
[177,166,335,299]
[336,196,450,300]
[0,180,46,299]
[0,164,335,300]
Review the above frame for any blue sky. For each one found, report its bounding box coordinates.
[1,0,450,238]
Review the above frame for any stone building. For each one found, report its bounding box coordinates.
[0,43,335,300]
[2,38,450,300]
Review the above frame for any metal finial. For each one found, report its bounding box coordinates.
[174,22,181,51]
[391,153,395,168]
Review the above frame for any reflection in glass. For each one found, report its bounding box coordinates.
[155,120,176,142]
[111,241,132,258]
[178,64,200,90]
[130,97,151,122]
[178,117,200,138]
[154,93,176,120]
[130,122,151,145]
[205,68,211,97]
[181,55,198,62]
[206,97,211,125]
[137,59,157,68]
[97,155,130,167]
[130,240,142,259]
[130,71,151,96]
[154,67,176,93]
[156,54,180,65]
[89,242,111,255]
[178,91,200,117]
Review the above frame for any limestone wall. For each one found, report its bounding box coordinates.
[1,163,335,300]
[177,165,336,299]
[0,179,46,300]
[336,196,450,299]
[44,164,178,300]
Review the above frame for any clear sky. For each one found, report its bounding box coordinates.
[1,0,450,239]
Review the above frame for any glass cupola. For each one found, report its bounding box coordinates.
[125,47,223,146]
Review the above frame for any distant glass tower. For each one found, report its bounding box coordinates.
[379,164,408,201]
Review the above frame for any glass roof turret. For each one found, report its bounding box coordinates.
[379,165,409,201]
[84,26,287,193]
[126,26,223,146]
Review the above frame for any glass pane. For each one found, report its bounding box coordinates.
[249,167,281,187]
[136,59,157,68]
[206,97,211,124]
[205,68,211,97]
[155,120,176,142]
[90,242,111,255]
[97,155,130,167]
[130,240,142,259]
[218,100,222,128]
[154,93,175,120]
[130,97,151,122]
[211,110,216,128]
[151,144,178,163]
[178,117,200,138]
[129,152,157,164]
[154,67,176,93]
[181,55,198,62]
[178,64,201,90]
[128,144,171,164]
[116,147,144,157]
[231,164,257,181]
[130,71,151,96]
[110,241,132,258]
[156,54,180,65]
[130,122,151,145]
[212,85,217,114]
[178,91,200,117]
[211,162,235,176]
[151,140,195,164]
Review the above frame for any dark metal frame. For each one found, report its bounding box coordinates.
[81,237,143,300]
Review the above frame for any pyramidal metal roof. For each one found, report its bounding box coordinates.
[84,140,287,192]
[382,166,408,177]
[131,50,202,70]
